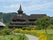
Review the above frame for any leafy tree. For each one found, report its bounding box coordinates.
[35,16,50,33]
[47,17,53,29]
[49,17,53,25]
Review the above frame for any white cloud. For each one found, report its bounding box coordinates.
[23,2,53,12]
[0,0,31,2]
[0,0,53,15]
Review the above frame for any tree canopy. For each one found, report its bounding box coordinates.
[35,16,50,30]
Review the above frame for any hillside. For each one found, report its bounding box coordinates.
[0,12,17,24]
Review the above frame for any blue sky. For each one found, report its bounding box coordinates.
[0,0,53,17]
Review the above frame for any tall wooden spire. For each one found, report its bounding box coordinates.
[18,5,23,14]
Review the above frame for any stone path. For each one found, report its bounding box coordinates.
[25,34,38,40]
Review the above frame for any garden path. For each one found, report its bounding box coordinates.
[25,34,38,40]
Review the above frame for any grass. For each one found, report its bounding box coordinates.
[46,29,53,34]
[13,28,53,40]
[46,29,53,40]
[48,34,53,40]
[37,29,53,40]
[0,34,28,40]
[0,35,19,40]
[0,29,53,40]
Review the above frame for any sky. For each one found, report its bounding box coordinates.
[0,0,53,17]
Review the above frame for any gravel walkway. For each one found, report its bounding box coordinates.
[25,34,38,40]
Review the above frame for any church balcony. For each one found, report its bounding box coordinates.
[27,21,35,24]
[10,23,27,25]
[12,19,26,22]
[10,21,36,25]
[10,21,26,23]
[9,25,35,28]
[9,25,27,26]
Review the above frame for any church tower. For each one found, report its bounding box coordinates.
[9,5,47,28]
[17,5,23,14]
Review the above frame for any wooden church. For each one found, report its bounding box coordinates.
[9,5,47,28]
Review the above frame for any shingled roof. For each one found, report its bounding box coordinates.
[0,22,5,26]
[29,14,46,19]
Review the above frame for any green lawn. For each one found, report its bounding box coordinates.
[0,35,19,40]
[0,34,27,40]
[46,29,53,34]
[35,29,53,40]
[48,34,53,40]
[46,29,53,40]
[0,29,53,40]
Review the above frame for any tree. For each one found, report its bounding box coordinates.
[49,17,53,25]
[35,16,50,33]
[47,17,53,29]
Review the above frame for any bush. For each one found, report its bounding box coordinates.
[0,29,12,35]
[35,26,42,30]
[12,28,22,33]
[47,25,53,29]
[22,26,33,30]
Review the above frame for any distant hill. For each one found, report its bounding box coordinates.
[0,12,17,24]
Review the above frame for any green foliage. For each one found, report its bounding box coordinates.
[22,26,33,30]
[19,34,27,40]
[3,13,17,24]
[0,12,17,24]
[0,34,27,40]
[49,17,53,25]
[0,29,12,35]
[11,38,13,40]
[35,26,41,30]
[35,16,50,30]
[47,25,53,29]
